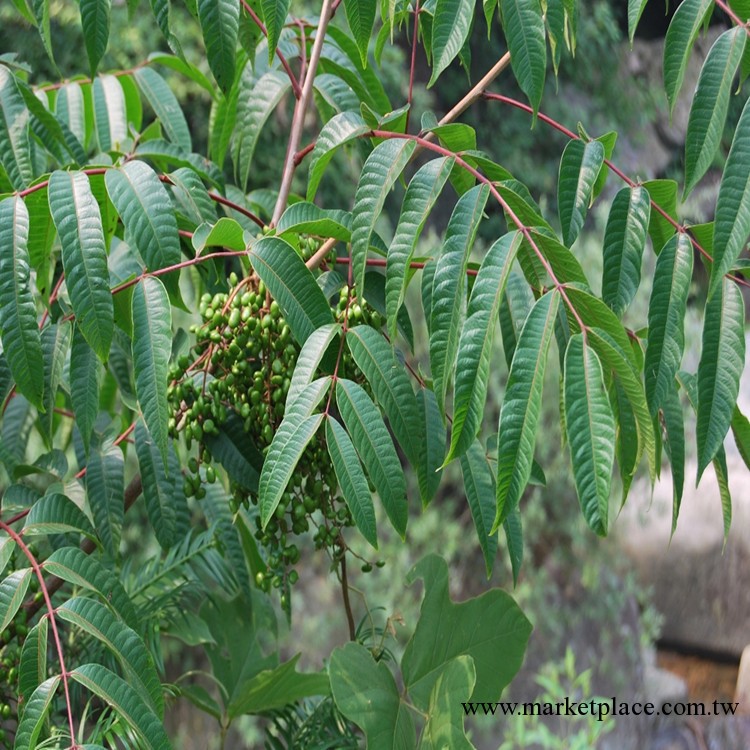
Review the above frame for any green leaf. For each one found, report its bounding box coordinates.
[134,67,192,151]
[38,321,71,444]
[642,179,678,252]
[429,0,475,86]
[448,233,520,462]
[592,131,618,200]
[709,96,750,299]
[601,186,651,316]
[14,676,60,750]
[55,81,87,148]
[93,74,128,151]
[663,0,714,114]
[499,273,533,368]
[70,328,102,455]
[503,507,523,586]
[198,0,240,93]
[307,111,369,201]
[662,384,685,535]
[352,138,416,296]
[346,326,422,465]
[563,335,615,536]
[697,278,745,480]
[330,642,416,749]
[628,0,649,44]
[277,202,352,241]
[249,236,335,345]
[132,277,172,465]
[430,184,490,414]
[23,492,96,540]
[287,323,340,407]
[500,0,547,115]
[261,0,291,64]
[416,387,445,508]
[326,416,378,548]
[386,157,454,340]
[86,443,125,557]
[557,138,605,246]
[402,555,532,707]
[31,0,56,68]
[203,413,261,492]
[148,53,216,94]
[344,0,377,66]
[192,217,247,252]
[260,410,326,528]
[59,596,163,716]
[49,170,114,360]
[0,196,44,409]
[18,619,48,706]
[0,568,32,632]
[460,441,498,579]
[494,291,559,528]
[0,67,33,189]
[79,0,111,75]
[684,28,745,198]
[71,663,171,750]
[644,233,694,415]
[336,378,407,538]
[148,1,184,58]
[731,405,750,471]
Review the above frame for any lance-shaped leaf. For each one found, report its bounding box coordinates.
[336,378,407,537]
[346,326,421,465]
[709,96,750,299]
[93,74,127,151]
[386,157,454,339]
[261,0,291,64]
[628,0,649,43]
[86,443,124,557]
[58,596,163,716]
[494,291,559,530]
[23,493,96,541]
[38,321,71,444]
[0,197,44,409]
[0,66,33,189]
[557,138,605,246]
[55,81,87,148]
[460,441,498,579]
[326,417,378,548]
[351,138,416,296]
[132,277,172,465]
[19,618,48,704]
[307,111,369,200]
[697,278,745,480]
[499,273,533,368]
[134,66,192,151]
[644,233,693,415]
[731,405,750,471]
[563,335,615,537]
[500,0,546,115]
[429,0,475,86]
[49,170,113,360]
[198,0,239,93]
[447,233,520,463]
[503,507,523,586]
[662,384,686,536]
[330,642,417,749]
[601,186,651,316]
[344,0,376,66]
[417,387,445,508]
[430,184,490,414]
[14,676,60,749]
[277,202,352,240]
[684,28,746,198]
[70,328,102,454]
[249,236,335,345]
[148,1,183,58]
[80,0,111,75]
[642,179,678,253]
[71,664,171,750]
[0,568,32,632]
[287,323,340,407]
[663,0,715,114]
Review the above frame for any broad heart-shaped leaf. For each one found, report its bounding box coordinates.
[42,547,138,629]
[198,0,239,93]
[326,416,378,549]
[0,568,32,632]
[429,0,475,86]
[71,663,171,750]
[134,66,192,151]
[79,0,111,75]
[336,378,407,537]
[402,555,531,708]
[557,138,605,246]
[501,0,546,115]
[261,0,291,64]
[642,179,678,252]
[430,184,490,415]
[628,0,649,44]
[419,656,476,750]
[447,233,521,463]
[307,111,369,201]
[287,323,340,407]
[105,160,182,300]
[351,138,416,297]
[14,676,60,750]
[644,233,694,416]
[460,441,498,579]
[416,387,446,508]
[260,411,325,528]
[23,492,96,541]
[132,277,172,466]
[86,442,125,557]
[249,237,335,345]
[49,170,113,361]
[0,197,44,410]
[346,326,422,465]
[601,186,651,317]
[330,642,417,749]
[70,327,103,454]
[563,335,615,537]
[0,66,33,190]
[696,278,746,480]
[344,0,376,66]
[58,596,163,717]
[494,291,560,530]
[709,96,750,300]
[663,0,714,114]
[684,28,746,198]
[386,157,454,340]
[18,618,48,705]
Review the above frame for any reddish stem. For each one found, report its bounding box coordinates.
[715,0,750,30]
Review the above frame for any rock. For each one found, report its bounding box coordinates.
[642,661,689,710]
